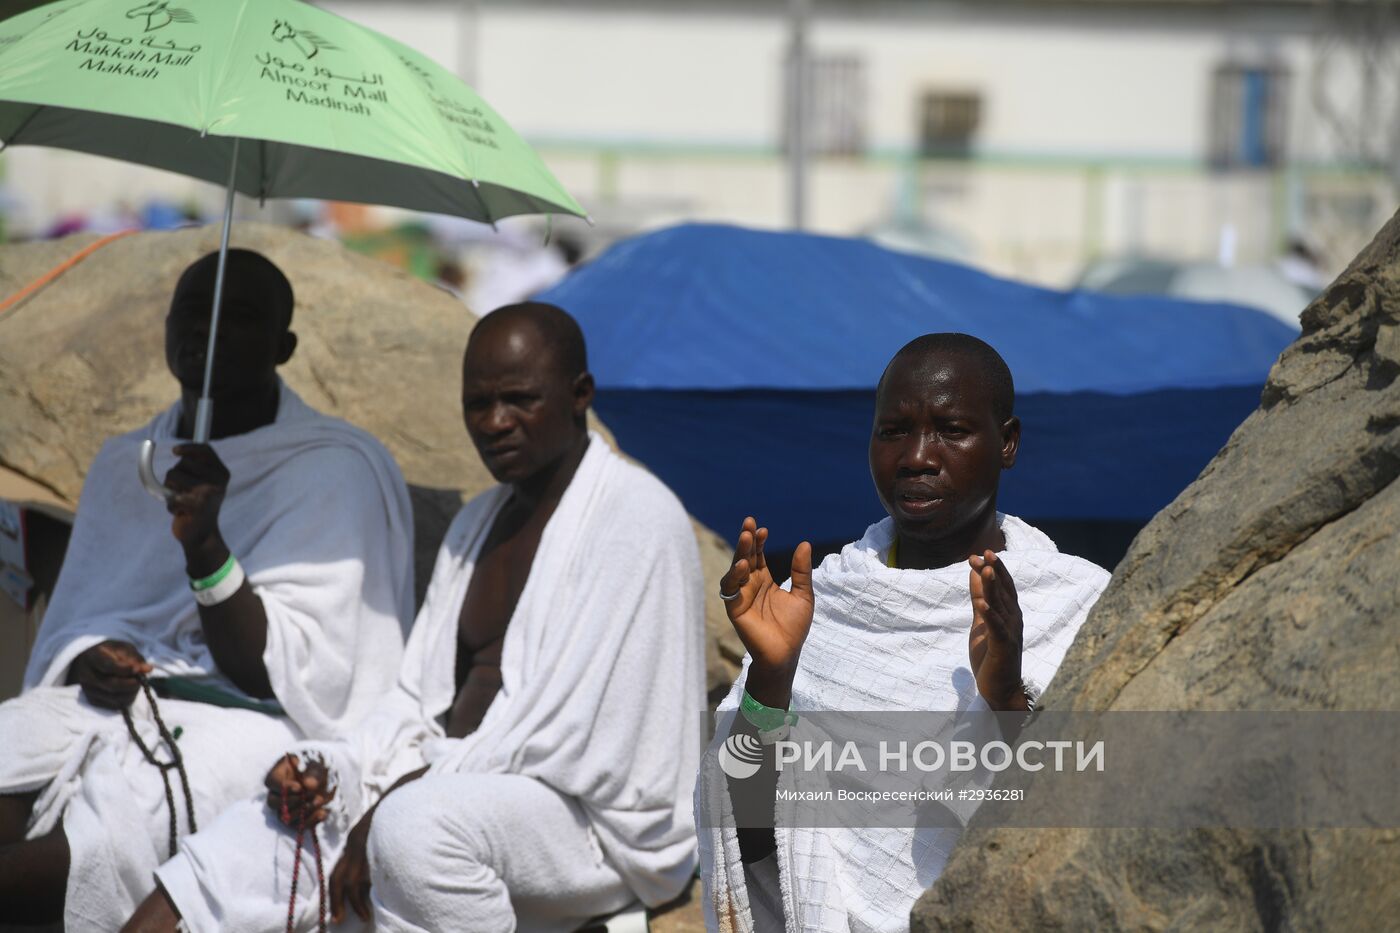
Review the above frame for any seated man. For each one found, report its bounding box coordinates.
[0,250,414,930]
[698,333,1112,932]
[125,302,706,933]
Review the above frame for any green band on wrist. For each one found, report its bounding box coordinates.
[740,689,796,733]
[189,553,237,592]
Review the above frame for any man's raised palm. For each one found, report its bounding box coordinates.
[967,550,1027,710]
[720,517,815,679]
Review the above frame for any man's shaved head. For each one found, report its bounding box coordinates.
[470,302,588,383]
[172,249,295,332]
[165,249,297,399]
[877,333,1014,423]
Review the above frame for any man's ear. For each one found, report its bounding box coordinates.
[1000,416,1021,469]
[277,330,298,365]
[572,371,596,417]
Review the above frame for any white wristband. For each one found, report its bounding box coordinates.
[192,558,245,606]
[757,721,792,746]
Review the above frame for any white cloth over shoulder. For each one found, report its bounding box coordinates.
[22,382,414,736]
[696,515,1110,933]
[417,434,706,907]
[318,435,706,901]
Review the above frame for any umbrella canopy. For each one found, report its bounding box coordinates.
[0,0,584,222]
[0,0,585,447]
[539,224,1299,563]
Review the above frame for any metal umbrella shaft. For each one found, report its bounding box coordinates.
[136,138,241,501]
[193,137,243,445]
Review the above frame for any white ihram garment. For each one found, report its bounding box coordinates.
[0,385,413,932]
[696,515,1110,933]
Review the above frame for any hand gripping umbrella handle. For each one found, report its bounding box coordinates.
[138,440,174,503]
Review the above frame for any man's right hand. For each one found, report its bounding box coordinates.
[329,810,375,923]
[719,517,815,709]
[67,640,152,709]
[264,753,335,829]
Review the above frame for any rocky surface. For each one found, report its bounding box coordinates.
[912,214,1400,928]
[647,876,707,933]
[0,224,742,694]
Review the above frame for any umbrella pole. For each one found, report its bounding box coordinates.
[193,138,243,445]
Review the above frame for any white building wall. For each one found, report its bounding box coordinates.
[3,1,1394,286]
[322,2,1346,162]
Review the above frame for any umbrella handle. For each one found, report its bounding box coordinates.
[138,440,174,503]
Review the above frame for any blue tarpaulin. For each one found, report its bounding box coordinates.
[539,223,1297,555]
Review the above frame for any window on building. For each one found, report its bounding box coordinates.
[783,54,866,157]
[1209,64,1289,169]
[917,91,982,158]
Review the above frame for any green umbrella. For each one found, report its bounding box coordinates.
[0,0,585,453]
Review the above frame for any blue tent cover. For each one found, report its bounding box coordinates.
[540,224,1297,549]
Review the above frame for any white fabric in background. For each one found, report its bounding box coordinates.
[159,434,706,931]
[0,383,413,932]
[696,515,1110,933]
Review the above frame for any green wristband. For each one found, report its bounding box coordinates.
[740,689,797,733]
[189,553,237,592]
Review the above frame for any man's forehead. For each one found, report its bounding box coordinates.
[877,388,988,420]
[461,363,546,388]
[170,273,281,309]
[170,285,263,309]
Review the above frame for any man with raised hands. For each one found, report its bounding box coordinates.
[697,333,1111,933]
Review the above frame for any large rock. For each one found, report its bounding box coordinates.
[911,217,1400,926]
[0,224,742,694]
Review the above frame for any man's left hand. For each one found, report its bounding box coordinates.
[330,811,376,922]
[968,550,1027,711]
[164,443,230,559]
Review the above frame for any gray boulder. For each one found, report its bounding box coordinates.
[911,215,1400,927]
[0,224,742,694]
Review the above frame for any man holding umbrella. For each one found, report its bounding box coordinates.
[0,249,414,930]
